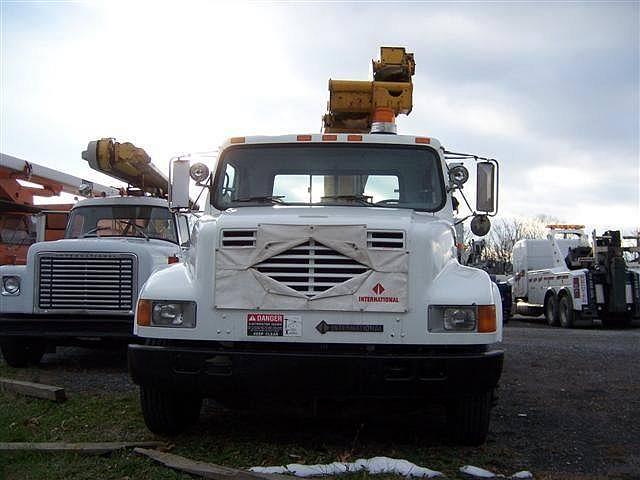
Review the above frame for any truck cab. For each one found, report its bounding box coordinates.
[129,133,504,445]
[0,195,188,366]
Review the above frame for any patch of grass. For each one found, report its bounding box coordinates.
[1,450,193,480]
[0,392,147,443]
[0,389,527,479]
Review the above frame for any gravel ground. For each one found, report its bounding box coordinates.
[1,318,639,478]
[494,318,640,478]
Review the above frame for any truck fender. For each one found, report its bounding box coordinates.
[138,262,195,302]
[428,260,496,306]
[134,263,196,335]
[0,264,32,313]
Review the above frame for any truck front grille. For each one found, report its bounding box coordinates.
[367,230,405,249]
[37,253,136,312]
[254,239,369,297]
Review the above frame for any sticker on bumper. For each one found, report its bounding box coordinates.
[315,320,383,334]
[247,313,302,337]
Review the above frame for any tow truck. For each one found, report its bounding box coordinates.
[1,153,118,265]
[0,139,191,367]
[129,47,504,445]
[512,225,640,327]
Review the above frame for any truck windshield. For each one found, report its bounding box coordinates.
[65,205,178,243]
[0,214,36,246]
[212,144,445,211]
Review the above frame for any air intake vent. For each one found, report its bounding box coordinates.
[37,253,136,312]
[222,230,257,248]
[367,230,405,249]
[254,239,369,297]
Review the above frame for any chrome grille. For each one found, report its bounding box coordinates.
[254,239,369,297]
[37,253,136,312]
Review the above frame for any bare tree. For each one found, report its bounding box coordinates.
[470,215,559,265]
[623,228,640,264]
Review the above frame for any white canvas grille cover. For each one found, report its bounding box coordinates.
[214,224,408,312]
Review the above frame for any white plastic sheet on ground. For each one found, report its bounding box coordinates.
[250,456,443,477]
[460,465,534,479]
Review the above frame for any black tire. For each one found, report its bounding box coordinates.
[140,384,202,435]
[446,390,493,445]
[558,295,575,329]
[0,339,46,368]
[544,294,559,327]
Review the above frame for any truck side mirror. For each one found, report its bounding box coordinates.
[169,158,191,210]
[476,161,497,214]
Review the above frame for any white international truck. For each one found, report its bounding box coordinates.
[128,48,505,445]
[0,139,191,367]
[512,225,640,327]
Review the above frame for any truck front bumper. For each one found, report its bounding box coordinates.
[0,314,134,340]
[128,342,504,399]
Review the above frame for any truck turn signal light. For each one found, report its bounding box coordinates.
[137,299,152,326]
[478,305,497,332]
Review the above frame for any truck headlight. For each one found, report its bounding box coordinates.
[136,299,196,328]
[428,305,496,333]
[2,275,20,295]
[443,307,476,331]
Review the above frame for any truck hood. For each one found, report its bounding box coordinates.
[209,206,457,313]
[214,205,445,231]
[27,237,179,259]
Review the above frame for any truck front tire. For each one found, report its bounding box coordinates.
[0,339,46,368]
[140,385,202,435]
[446,391,493,445]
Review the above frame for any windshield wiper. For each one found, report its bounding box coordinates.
[117,221,150,241]
[81,226,111,238]
[321,194,373,206]
[235,195,286,204]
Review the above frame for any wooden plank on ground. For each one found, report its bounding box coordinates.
[134,448,291,480]
[0,378,66,402]
[0,442,165,454]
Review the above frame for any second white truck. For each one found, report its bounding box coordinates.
[512,225,640,327]
[0,139,191,367]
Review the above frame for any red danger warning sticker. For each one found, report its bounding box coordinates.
[246,313,301,337]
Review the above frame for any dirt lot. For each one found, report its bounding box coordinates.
[1,318,639,479]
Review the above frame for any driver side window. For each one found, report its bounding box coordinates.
[222,164,236,202]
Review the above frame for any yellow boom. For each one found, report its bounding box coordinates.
[322,47,415,134]
[82,138,169,197]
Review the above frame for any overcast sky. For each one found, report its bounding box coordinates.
[1,1,638,232]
